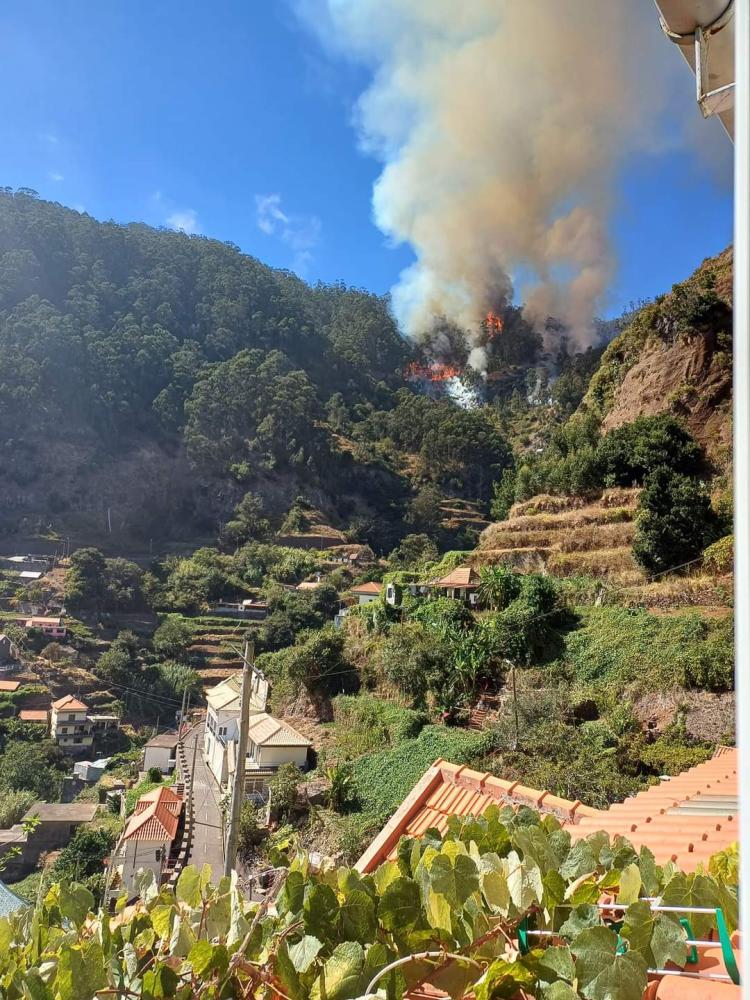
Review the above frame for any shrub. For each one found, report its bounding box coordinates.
[146,767,163,784]
[703,533,733,575]
[268,763,302,821]
[633,467,719,574]
[0,789,36,827]
[598,415,702,487]
[332,695,427,758]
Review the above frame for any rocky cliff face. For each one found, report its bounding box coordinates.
[582,247,733,466]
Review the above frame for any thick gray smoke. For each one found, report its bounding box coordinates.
[299,0,696,363]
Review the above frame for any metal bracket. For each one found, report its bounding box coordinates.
[657,0,735,119]
[695,25,736,119]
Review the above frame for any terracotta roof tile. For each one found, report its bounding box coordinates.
[357,750,739,877]
[124,785,183,842]
[430,566,480,588]
[51,694,88,711]
[350,582,382,595]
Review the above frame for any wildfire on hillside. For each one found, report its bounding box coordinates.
[485,311,504,339]
[405,361,463,382]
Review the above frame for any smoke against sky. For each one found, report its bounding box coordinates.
[297,0,711,362]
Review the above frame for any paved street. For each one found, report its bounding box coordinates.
[183,723,225,881]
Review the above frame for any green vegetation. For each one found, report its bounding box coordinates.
[562,607,733,693]
[0,815,736,999]
[633,468,719,573]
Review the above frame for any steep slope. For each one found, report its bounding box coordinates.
[581,248,733,464]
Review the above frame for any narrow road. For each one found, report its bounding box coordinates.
[183,723,225,881]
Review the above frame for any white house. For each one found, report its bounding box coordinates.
[349,582,382,605]
[428,566,481,606]
[203,672,268,786]
[73,758,110,783]
[115,785,183,898]
[50,695,93,752]
[225,713,312,795]
[143,733,179,775]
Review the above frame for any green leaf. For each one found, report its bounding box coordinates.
[176,865,202,907]
[56,943,106,1000]
[142,964,179,998]
[304,882,340,942]
[539,945,576,984]
[188,940,215,978]
[150,903,174,941]
[617,863,641,905]
[621,901,687,970]
[474,958,535,1000]
[429,851,479,907]
[378,877,421,932]
[58,883,94,928]
[505,851,543,911]
[542,983,580,999]
[542,870,567,910]
[340,890,377,944]
[288,935,323,974]
[583,951,648,1000]
[278,869,305,917]
[311,941,365,1000]
[571,925,619,987]
[560,841,598,881]
[276,940,304,1000]
[560,904,600,938]
[480,855,511,915]
[372,861,401,896]
[425,887,452,933]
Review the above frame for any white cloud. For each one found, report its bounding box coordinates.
[49,171,64,182]
[255,193,321,275]
[166,208,199,234]
[40,132,59,145]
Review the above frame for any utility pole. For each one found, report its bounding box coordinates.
[224,638,254,877]
[179,686,188,733]
[502,659,520,751]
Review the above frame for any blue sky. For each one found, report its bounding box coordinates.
[0,1,733,319]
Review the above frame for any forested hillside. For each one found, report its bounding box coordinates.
[0,191,511,550]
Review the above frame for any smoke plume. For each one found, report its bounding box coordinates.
[300,0,690,362]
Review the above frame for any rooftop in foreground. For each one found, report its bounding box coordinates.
[356,749,738,875]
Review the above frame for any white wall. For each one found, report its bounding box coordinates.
[143,745,174,774]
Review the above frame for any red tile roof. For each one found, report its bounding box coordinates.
[356,751,738,876]
[124,785,183,842]
[430,566,480,588]
[18,709,48,722]
[350,581,383,595]
[51,694,88,712]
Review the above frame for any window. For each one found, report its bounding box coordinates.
[74,737,82,744]
[61,727,68,734]
[155,849,162,862]
[68,713,75,721]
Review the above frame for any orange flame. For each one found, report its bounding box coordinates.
[485,311,504,339]
[405,361,462,382]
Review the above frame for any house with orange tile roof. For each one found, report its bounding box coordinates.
[24,616,66,639]
[18,708,48,724]
[49,694,93,752]
[350,581,383,605]
[115,785,184,896]
[356,750,738,875]
[428,566,481,606]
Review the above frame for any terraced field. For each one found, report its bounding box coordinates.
[473,488,732,615]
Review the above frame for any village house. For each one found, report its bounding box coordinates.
[349,581,382,605]
[18,708,48,724]
[427,566,481,606]
[24,616,66,639]
[142,732,179,775]
[114,785,184,897]
[0,802,99,879]
[229,713,312,795]
[203,671,269,785]
[87,713,119,733]
[50,694,94,752]
[73,758,110,784]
